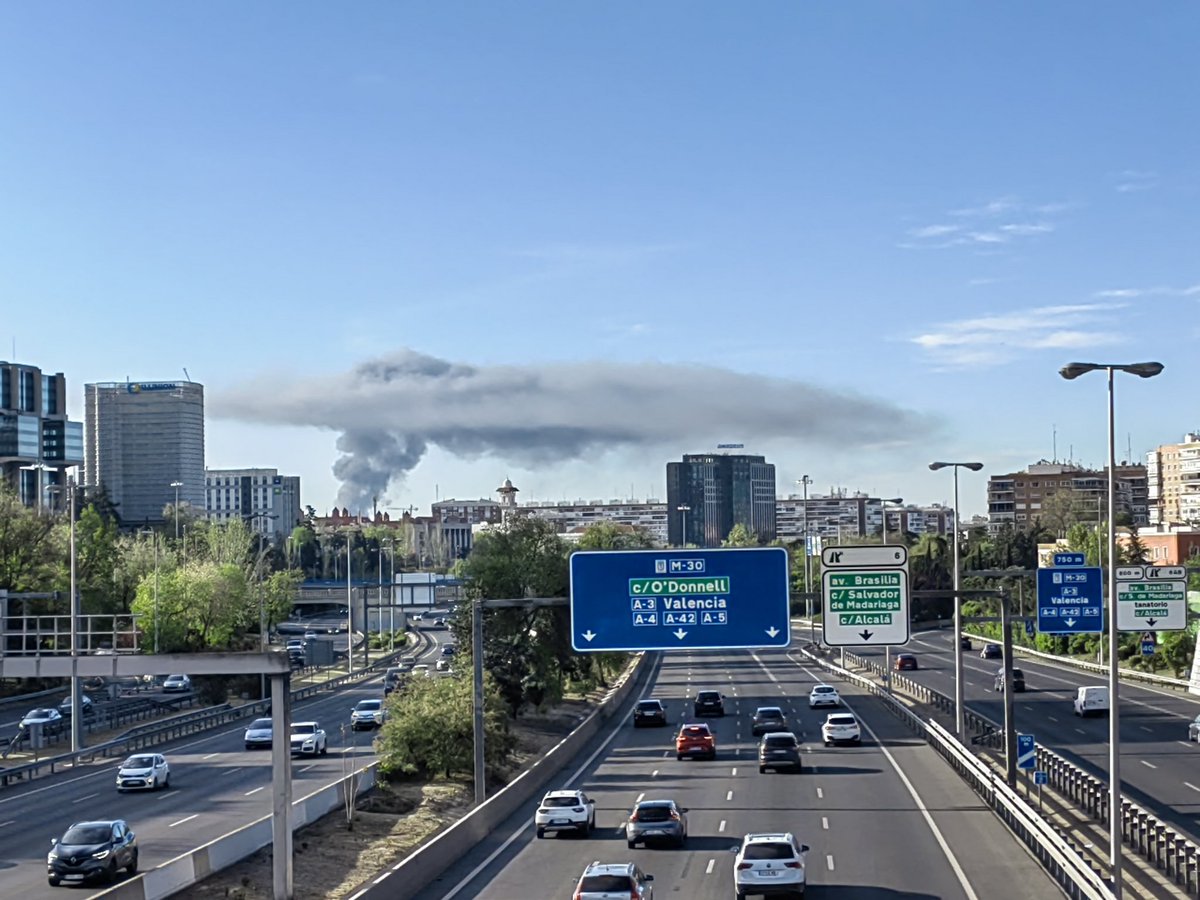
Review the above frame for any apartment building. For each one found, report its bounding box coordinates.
[1147,433,1200,527]
[205,468,301,540]
[987,460,1148,533]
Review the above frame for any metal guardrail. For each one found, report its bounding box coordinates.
[799,645,1115,899]
[0,685,67,715]
[0,636,421,788]
[966,633,1192,691]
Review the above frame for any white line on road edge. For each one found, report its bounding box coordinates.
[705,858,716,875]
[169,814,198,828]
[770,651,982,900]
[429,655,662,900]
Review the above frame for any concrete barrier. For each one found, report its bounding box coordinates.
[351,652,652,900]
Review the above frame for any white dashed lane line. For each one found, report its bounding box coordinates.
[169,814,198,828]
[1141,761,1157,769]
[71,792,99,804]
[1185,783,1200,793]
[816,787,824,799]
[245,786,265,796]
[826,854,836,871]
[731,767,737,776]
[705,859,716,874]
[719,819,727,832]
[726,790,734,801]
[821,816,829,830]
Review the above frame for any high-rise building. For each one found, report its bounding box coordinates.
[986,460,1148,533]
[84,380,205,525]
[666,453,777,547]
[0,361,84,507]
[1147,433,1200,527]
[205,468,301,540]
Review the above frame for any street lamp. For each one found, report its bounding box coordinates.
[170,481,184,541]
[1060,359,1164,899]
[796,477,814,642]
[137,529,161,653]
[878,497,903,685]
[676,504,691,548]
[929,460,985,739]
[47,476,89,752]
[383,537,396,652]
[20,462,51,513]
[246,510,279,698]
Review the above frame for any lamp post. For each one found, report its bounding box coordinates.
[19,462,50,513]
[1059,359,1164,899]
[170,481,184,541]
[383,538,396,652]
[879,497,903,684]
[48,477,86,752]
[929,461,985,739]
[676,504,691,548]
[137,529,161,653]
[797,477,813,642]
[346,531,354,675]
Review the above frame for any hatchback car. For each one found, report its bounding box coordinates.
[759,732,803,773]
[290,721,328,756]
[573,862,654,899]
[244,717,274,750]
[994,668,1026,693]
[116,754,170,792]
[435,658,451,672]
[894,653,919,671]
[351,699,386,730]
[751,706,789,736]
[981,644,1002,660]
[21,707,64,732]
[822,712,862,746]
[675,723,716,760]
[633,699,668,727]
[534,788,595,838]
[808,684,840,708]
[626,799,688,848]
[441,645,456,657]
[693,689,725,717]
[47,820,138,886]
[960,636,973,650]
[1189,715,1200,743]
[162,674,192,693]
[733,832,808,899]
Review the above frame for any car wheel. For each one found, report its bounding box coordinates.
[736,892,746,900]
[536,827,545,839]
[853,737,862,745]
[127,850,138,875]
[151,776,158,791]
[164,773,170,789]
[759,765,766,773]
[824,740,831,747]
[48,876,61,887]
[321,743,328,756]
[677,754,683,761]
[628,839,637,849]
[106,859,119,883]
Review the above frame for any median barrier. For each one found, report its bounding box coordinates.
[966,633,1191,691]
[353,651,652,900]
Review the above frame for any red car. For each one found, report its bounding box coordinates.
[895,653,919,671]
[675,723,716,760]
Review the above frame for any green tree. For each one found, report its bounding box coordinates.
[376,671,512,781]
[722,523,759,547]
[1159,629,1195,678]
[574,521,655,551]
[131,560,251,651]
[0,484,59,592]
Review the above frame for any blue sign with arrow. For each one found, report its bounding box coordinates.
[569,547,791,652]
[1017,733,1035,770]
[1037,563,1104,635]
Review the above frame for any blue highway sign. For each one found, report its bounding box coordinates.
[1017,733,1035,770]
[569,547,790,652]
[1034,770,1048,786]
[1037,566,1103,634]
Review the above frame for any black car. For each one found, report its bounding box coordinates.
[48,820,138,886]
[960,636,973,650]
[751,706,789,736]
[632,699,668,727]
[758,732,803,773]
[57,695,96,718]
[995,667,1026,693]
[693,690,725,717]
[980,644,1002,660]
[441,645,456,657]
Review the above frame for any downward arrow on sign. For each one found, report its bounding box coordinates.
[859,630,873,641]
[765,627,780,638]
[581,630,596,642]
[1146,618,1158,627]
[1064,618,1077,627]
[673,628,688,640]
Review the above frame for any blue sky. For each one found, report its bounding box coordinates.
[2,3,1197,518]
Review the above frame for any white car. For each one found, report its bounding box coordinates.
[412,664,431,678]
[303,631,318,641]
[351,699,386,730]
[244,717,274,750]
[20,707,63,731]
[116,753,170,791]
[535,789,596,838]
[290,721,328,756]
[808,684,841,708]
[435,659,451,672]
[821,712,862,746]
[733,832,808,898]
[162,674,192,693]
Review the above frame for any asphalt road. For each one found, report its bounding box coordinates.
[0,620,451,898]
[395,643,1064,900]
[856,629,1200,845]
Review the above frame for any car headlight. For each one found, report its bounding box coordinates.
[92,849,110,859]
[48,851,58,862]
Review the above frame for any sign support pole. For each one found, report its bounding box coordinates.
[472,596,485,806]
[1003,592,1017,789]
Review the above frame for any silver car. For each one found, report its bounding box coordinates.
[626,799,688,849]
[1189,715,1200,742]
[244,717,273,750]
[116,753,170,791]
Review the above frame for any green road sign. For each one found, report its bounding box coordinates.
[820,545,910,646]
[1115,565,1187,631]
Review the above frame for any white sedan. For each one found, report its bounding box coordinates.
[290,721,328,756]
[535,789,596,838]
[116,753,170,791]
[808,684,841,708]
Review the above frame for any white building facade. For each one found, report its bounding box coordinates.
[205,467,301,540]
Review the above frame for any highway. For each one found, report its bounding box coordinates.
[0,620,450,898]
[396,644,1064,900]
[856,630,1200,846]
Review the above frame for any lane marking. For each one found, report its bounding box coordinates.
[826,854,836,871]
[1047,716,1059,723]
[1074,728,1086,735]
[652,770,659,778]
[1140,726,1154,733]
[719,819,726,832]
[1185,782,1200,793]
[1141,760,1157,770]
[726,790,733,801]
[169,814,198,828]
[705,858,716,875]
[816,787,824,799]
[224,767,243,776]
[821,816,829,830]
[202,752,218,760]
[71,792,99,804]
[731,767,737,776]
[245,786,265,795]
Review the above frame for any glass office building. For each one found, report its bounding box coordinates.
[0,361,84,507]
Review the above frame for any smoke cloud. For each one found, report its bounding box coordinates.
[213,349,936,510]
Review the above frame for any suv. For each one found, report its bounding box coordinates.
[693,690,725,717]
[383,667,405,695]
[675,723,716,760]
[994,668,1026,693]
[759,732,803,773]
[821,713,862,746]
[534,788,595,838]
[626,799,688,848]
[751,706,788,736]
[733,832,808,899]
[350,699,386,729]
[633,699,668,727]
[48,820,138,886]
[894,653,918,671]
[573,862,654,899]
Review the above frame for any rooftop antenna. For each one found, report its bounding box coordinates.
[182,367,192,383]
[1127,433,1133,465]
[1052,423,1057,462]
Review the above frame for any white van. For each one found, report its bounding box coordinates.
[1073,686,1110,717]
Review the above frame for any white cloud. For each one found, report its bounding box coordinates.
[903,198,1062,251]
[911,302,1125,367]
[1093,284,1200,299]
[1112,169,1158,193]
[950,197,1020,218]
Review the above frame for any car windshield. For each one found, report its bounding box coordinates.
[637,701,661,711]
[167,675,185,681]
[682,726,708,736]
[764,735,796,747]
[28,708,53,718]
[636,804,673,821]
[356,701,381,711]
[123,755,155,768]
[813,686,834,693]
[249,718,272,730]
[828,715,856,726]
[580,875,632,891]
[293,724,316,734]
[743,842,795,860]
[61,824,112,845]
[757,708,783,718]
[697,692,719,700]
[1012,669,1025,678]
[543,796,579,808]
